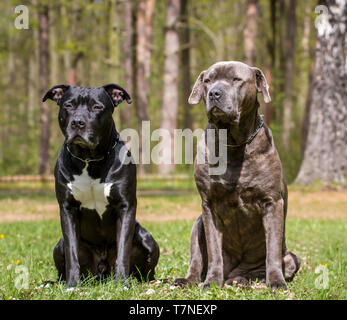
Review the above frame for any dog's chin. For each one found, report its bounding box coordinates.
[66,135,96,150]
[208,107,239,128]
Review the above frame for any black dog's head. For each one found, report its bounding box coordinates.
[43,84,131,153]
[188,61,270,127]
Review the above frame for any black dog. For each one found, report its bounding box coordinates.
[43,84,159,288]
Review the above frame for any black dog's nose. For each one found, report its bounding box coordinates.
[209,88,222,100]
[71,118,86,129]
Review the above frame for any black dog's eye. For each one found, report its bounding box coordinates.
[93,105,103,110]
[203,79,211,84]
[64,103,73,109]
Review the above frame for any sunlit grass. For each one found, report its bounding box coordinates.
[0,218,346,300]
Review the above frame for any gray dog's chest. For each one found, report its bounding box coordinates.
[67,167,113,218]
[210,171,264,219]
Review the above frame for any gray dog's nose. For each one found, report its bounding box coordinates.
[71,118,86,129]
[209,88,222,100]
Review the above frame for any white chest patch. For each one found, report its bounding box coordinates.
[67,167,113,218]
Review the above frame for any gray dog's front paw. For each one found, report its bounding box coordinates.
[202,275,224,288]
[173,278,192,287]
[267,268,288,291]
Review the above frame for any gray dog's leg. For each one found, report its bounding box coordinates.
[201,202,224,287]
[174,216,207,286]
[262,199,288,290]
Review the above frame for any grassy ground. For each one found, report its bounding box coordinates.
[0,184,346,300]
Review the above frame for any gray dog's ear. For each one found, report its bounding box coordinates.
[252,67,271,103]
[42,84,70,103]
[188,70,206,105]
[103,83,132,107]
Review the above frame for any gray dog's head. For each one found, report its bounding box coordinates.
[188,61,271,126]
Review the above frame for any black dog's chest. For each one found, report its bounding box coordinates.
[67,167,113,218]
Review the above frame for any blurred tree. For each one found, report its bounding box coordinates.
[282,0,297,149]
[136,0,156,173]
[179,0,193,131]
[159,0,181,174]
[68,1,84,86]
[120,0,135,128]
[295,0,347,185]
[263,0,277,126]
[38,4,50,175]
[244,0,258,65]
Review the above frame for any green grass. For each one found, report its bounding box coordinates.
[0,218,346,300]
[0,175,196,193]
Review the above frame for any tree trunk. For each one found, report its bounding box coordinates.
[295,0,347,185]
[38,5,50,175]
[120,0,134,128]
[180,0,193,131]
[244,0,258,66]
[136,0,155,174]
[281,0,297,149]
[158,0,181,175]
[297,0,313,144]
[300,48,315,157]
[263,0,277,126]
[68,4,83,86]
[263,65,272,125]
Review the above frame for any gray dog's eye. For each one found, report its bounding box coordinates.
[203,79,211,84]
[233,78,242,82]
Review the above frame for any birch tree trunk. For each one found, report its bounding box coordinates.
[38,5,51,175]
[158,0,181,175]
[295,0,347,185]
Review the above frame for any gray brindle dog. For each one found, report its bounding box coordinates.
[174,61,300,290]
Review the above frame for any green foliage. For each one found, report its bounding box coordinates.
[0,0,316,177]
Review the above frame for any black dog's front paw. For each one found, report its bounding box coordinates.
[66,274,80,288]
[114,268,130,285]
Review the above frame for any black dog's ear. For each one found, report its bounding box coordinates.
[251,67,271,103]
[188,70,206,105]
[103,83,132,107]
[42,84,70,103]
